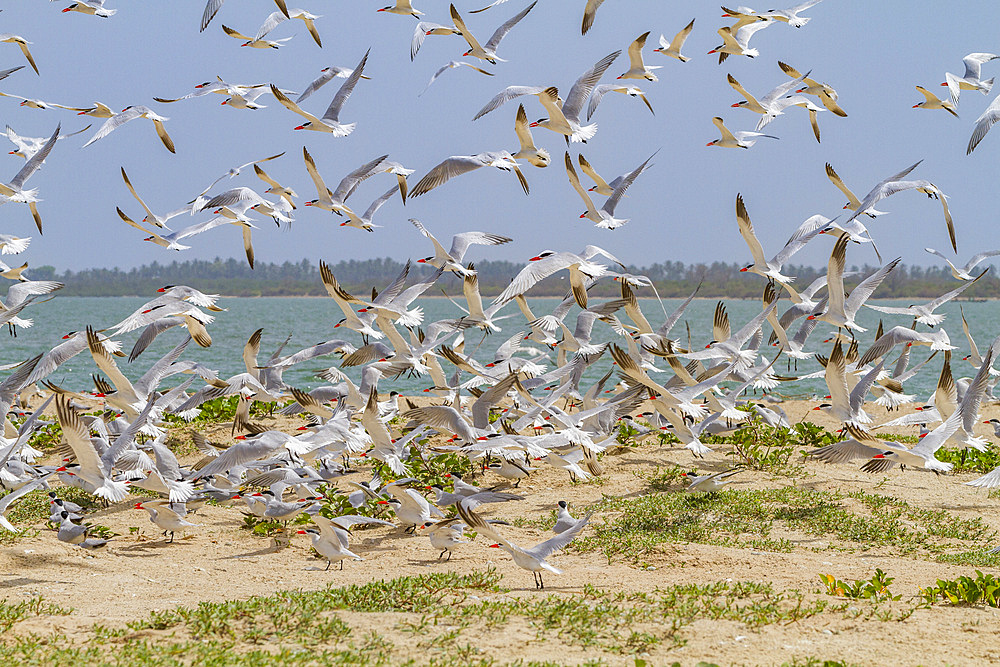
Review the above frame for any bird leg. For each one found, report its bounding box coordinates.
[325,560,331,571]
[168,531,175,543]
[438,548,447,560]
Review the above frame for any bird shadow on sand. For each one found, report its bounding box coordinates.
[0,576,62,588]
[114,540,186,556]
[217,544,287,560]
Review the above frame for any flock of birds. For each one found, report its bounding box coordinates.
[1,1,1000,588]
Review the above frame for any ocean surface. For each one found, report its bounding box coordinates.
[4,295,999,401]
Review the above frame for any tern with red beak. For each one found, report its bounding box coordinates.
[459,500,590,589]
[449,1,537,65]
[271,49,368,136]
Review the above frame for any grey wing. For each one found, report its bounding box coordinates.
[586,84,614,121]
[420,63,454,95]
[83,109,140,147]
[959,348,993,435]
[471,372,518,429]
[602,153,653,215]
[729,301,776,348]
[525,514,590,560]
[101,398,159,470]
[202,187,264,211]
[322,49,369,123]
[581,0,606,35]
[563,51,621,122]
[473,86,546,121]
[410,155,483,197]
[333,154,389,203]
[483,0,537,53]
[411,23,435,61]
[134,336,192,398]
[0,478,48,516]
[201,0,225,31]
[807,438,885,464]
[772,223,825,265]
[491,253,570,305]
[5,279,62,308]
[968,95,1000,155]
[362,185,400,219]
[254,11,287,40]
[402,405,465,431]
[10,123,59,189]
[925,270,986,310]
[296,70,336,104]
[760,72,809,106]
[849,359,884,414]
[657,280,701,338]
[449,231,512,259]
[844,258,900,316]
[194,437,283,480]
[879,160,923,188]
[965,249,1000,272]
[963,52,999,80]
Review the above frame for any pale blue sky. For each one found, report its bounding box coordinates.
[1,1,998,273]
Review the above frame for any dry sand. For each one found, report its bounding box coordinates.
[3,398,1000,665]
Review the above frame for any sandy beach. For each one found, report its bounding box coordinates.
[4,396,1000,665]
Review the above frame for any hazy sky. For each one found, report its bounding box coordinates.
[1,1,998,274]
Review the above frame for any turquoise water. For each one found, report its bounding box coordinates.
[4,295,999,400]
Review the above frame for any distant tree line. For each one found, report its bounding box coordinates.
[27,257,1000,300]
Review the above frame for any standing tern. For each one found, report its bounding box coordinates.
[459,500,590,589]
